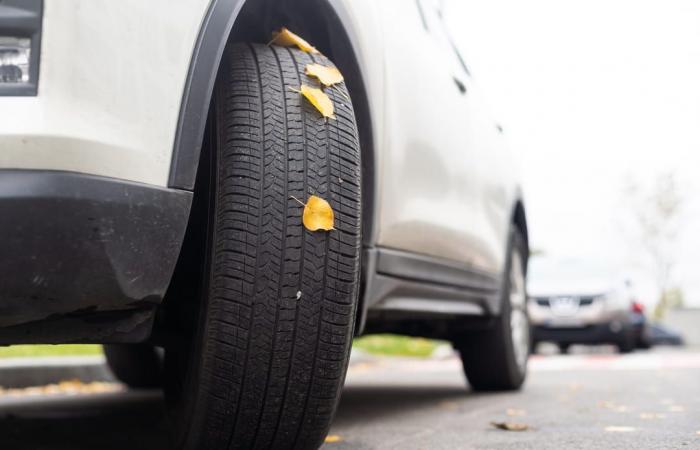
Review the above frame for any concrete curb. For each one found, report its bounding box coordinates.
[0,345,458,390]
[0,349,377,390]
[0,356,115,389]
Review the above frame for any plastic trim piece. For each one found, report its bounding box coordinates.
[0,170,192,342]
[376,248,502,293]
[358,247,502,331]
[168,0,246,190]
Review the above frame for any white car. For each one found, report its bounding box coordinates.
[0,0,529,448]
[528,257,637,353]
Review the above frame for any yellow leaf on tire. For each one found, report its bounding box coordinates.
[300,84,335,119]
[302,195,334,231]
[305,63,344,86]
[270,27,319,54]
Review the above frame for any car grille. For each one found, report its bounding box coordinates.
[534,296,596,307]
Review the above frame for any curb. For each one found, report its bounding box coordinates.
[0,349,384,390]
[0,356,115,389]
[0,345,459,389]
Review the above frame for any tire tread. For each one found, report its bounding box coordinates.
[187,43,361,450]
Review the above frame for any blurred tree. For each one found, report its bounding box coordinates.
[623,173,683,320]
[654,287,685,320]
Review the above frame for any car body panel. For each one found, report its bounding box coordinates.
[371,0,517,273]
[0,0,525,340]
[0,0,520,271]
[0,0,210,186]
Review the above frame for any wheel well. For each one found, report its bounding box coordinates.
[157,0,375,339]
[229,0,376,248]
[512,200,529,266]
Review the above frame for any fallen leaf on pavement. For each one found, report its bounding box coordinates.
[0,379,123,397]
[568,382,583,391]
[639,412,665,420]
[506,408,526,416]
[305,63,344,86]
[438,400,459,411]
[598,400,629,411]
[491,421,529,432]
[604,426,636,433]
[269,27,319,53]
[325,435,343,443]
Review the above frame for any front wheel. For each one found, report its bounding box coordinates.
[165,43,362,450]
[453,229,530,391]
[617,327,636,354]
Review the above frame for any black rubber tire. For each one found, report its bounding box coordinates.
[558,342,571,354]
[166,43,362,450]
[103,344,162,389]
[617,328,636,354]
[454,230,529,391]
[529,338,539,355]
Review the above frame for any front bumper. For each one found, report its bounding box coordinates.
[0,170,191,343]
[532,322,628,345]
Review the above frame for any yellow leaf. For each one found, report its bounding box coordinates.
[305,63,344,86]
[438,400,458,411]
[270,27,319,53]
[300,84,335,119]
[490,421,529,432]
[302,195,335,231]
[324,435,343,443]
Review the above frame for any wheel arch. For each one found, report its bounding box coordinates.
[168,0,377,247]
[511,197,529,268]
[160,0,377,339]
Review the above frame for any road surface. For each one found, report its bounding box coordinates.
[0,347,698,449]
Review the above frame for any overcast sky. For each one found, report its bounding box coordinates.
[444,0,700,306]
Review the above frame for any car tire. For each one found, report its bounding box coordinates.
[165,43,362,450]
[103,344,162,389]
[529,338,539,355]
[617,328,636,353]
[454,229,530,391]
[558,342,571,354]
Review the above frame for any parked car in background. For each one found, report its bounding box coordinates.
[629,301,652,349]
[0,1,529,448]
[647,323,685,346]
[528,257,637,353]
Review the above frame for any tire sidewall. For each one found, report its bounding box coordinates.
[499,229,530,385]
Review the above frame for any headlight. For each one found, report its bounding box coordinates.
[0,0,43,96]
[0,37,31,84]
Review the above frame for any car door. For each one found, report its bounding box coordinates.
[374,0,492,270]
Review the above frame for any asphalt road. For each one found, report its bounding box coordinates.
[0,347,698,449]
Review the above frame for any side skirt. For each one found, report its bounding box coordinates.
[358,247,503,336]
